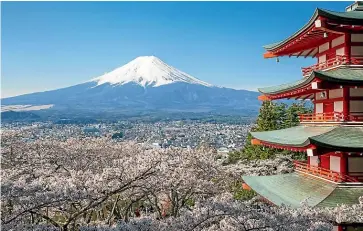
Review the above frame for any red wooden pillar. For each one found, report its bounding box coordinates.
[344,33,351,62]
[321,154,330,170]
[342,87,350,120]
[313,93,316,114]
[342,33,351,122]
[340,153,348,175]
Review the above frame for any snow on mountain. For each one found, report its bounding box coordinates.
[92,56,213,88]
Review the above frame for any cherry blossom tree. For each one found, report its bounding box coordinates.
[2,137,162,230]
[2,129,362,231]
[1,131,227,230]
[80,193,363,231]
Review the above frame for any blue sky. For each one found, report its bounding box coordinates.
[1,1,349,98]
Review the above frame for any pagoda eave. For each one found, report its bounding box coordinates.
[250,126,334,149]
[242,173,363,208]
[251,126,363,152]
[259,89,316,101]
[258,67,363,101]
[263,8,363,58]
[309,126,363,152]
[263,51,278,59]
[252,138,316,152]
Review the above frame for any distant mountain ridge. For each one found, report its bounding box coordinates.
[2,56,260,117]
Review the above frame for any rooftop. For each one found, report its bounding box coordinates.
[242,173,363,208]
[251,125,363,151]
[258,67,363,96]
[264,8,363,56]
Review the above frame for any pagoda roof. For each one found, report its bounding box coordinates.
[251,126,363,151]
[264,8,363,53]
[242,173,363,208]
[251,126,334,147]
[258,78,309,95]
[310,126,363,151]
[258,67,363,95]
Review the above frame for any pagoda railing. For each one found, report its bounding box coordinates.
[299,112,344,122]
[301,55,360,77]
[293,161,359,183]
[299,112,363,122]
[347,112,363,122]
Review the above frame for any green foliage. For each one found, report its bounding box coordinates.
[256,101,287,131]
[226,150,243,164]
[230,181,256,201]
[112,132,124,139]
[290,151,307,161]
[240,133,277,160]
[284,102,313,128]
[228,101,311,162]
[185,198,195,207]
[233,188,256,201]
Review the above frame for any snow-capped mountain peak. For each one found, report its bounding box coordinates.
[92,56,213,87]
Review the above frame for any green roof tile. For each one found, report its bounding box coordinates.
[251,126,334,147]
[251,126,363,151]
[310,127,363,151]
[263,41,283,50]
[242,173,337,208]
[258,67,363,95]
[243,173,363,208]
[321,8,363,20]
[314,67,363,84]
[317,187,363,207]
[258,78,311,94]
[264,8,363,51]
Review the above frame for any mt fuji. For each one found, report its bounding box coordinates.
[93,56,212,87]
[2,56,260,117]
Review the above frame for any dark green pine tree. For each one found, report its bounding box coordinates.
[227,100,312,163]
[284,102,313,128]
[282,101,313,160]
[228,101,284,162]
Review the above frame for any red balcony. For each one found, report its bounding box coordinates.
[293,161,359,183]
[299,112,363,123]
[299,112,344,122]
[348,113,363,122]
[301,55,360,77]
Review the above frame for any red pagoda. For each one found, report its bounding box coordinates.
[242,1,363,218]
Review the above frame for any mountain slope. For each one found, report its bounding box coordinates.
[2,56,260,115]
[93,56,212,87]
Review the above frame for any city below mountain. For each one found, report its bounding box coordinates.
[2,56,260,120]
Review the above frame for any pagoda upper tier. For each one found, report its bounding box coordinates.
[258,3,363,124]
[264,5,363,60]
[264,3,363,77]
